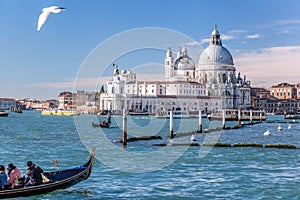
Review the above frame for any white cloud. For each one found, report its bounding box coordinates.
[201,38,210,43]
[221,34,235,41]
[235,45,300,88]
[277,29,291,34]
[245,34,262,39]
[275,20,300,25]
[228,29,247,34]
[185,41,199,46]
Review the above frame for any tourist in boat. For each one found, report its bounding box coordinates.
[25,161,44,186]
[7,163,21,188]
[0,165,8,189]
[100,121,105,126]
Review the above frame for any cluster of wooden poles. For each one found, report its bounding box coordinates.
[120,109,298,149]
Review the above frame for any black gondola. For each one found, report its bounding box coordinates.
[0,147,96,199]
[92,121,110,128]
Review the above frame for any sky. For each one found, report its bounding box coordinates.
[1,0,300,100]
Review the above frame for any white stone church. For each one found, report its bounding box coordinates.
[100,25,251,114]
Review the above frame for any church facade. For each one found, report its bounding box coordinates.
[100,26,251,114]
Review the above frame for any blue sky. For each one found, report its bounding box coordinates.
[1,0,300,99]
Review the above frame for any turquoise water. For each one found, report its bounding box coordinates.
[1,111,299,199]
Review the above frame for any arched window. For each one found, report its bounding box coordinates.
[222,73,227,84]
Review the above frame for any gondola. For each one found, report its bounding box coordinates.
[0,147,96,199]
[92,121,110,128]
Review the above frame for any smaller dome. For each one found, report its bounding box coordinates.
[174,55,195,70]
[166,47,173,57]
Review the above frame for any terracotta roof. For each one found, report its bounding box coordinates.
[0,98,16,101]
[271,82,295,88]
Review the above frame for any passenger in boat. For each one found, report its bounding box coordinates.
[0,165,8,189]
[7,163,21,188]
[25,161,44,186]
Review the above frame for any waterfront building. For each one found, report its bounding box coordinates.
[100,25,251,114]
[75,90,99,114]
[58,91,76,109]
[270,83,297,99]
[0,98,16,110]
[296,83,300,99]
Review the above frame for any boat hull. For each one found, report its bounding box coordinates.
[92,122,110,128]
[0,147,95,199]
[0,112,9,117]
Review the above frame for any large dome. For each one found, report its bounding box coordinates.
[199,45,234,66]
[174,55,195,70]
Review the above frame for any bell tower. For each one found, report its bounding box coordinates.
[165,47,174,80]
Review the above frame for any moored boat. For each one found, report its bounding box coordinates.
[41,109,80,116]
[208,109,267,121]
[0,147,95,199]
[284,113,300,119]
[0,109,9,117]
[128,111,149,116]
[156,110,207,119]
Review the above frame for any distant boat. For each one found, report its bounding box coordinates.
[128,110,149,116]
[208,109,267,121]
[284,113,300,119]
[42,109,80,116]
[0,109,9,117]
[92,113,111,128]
[92,121,110,128]
[0,147,95,199]
[277,125,282,131]
[264,130,271,136]
[156,109,207,119]
[288,124,292,129]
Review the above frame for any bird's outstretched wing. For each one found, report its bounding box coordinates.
[37,10,51,31]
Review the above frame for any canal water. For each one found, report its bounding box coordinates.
[1,111,299,199]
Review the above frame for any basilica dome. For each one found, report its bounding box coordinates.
[198,25,234,66]
[199,45,233,66]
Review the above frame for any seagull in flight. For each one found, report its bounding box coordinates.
[37,6,65,31]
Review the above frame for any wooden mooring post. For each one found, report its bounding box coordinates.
[238,109,241,126]
[250,109,253,124]
[222,110,225,129]
[259,110,262,123]
[170,111,174,139]
[122,108,127,145]
[198,110,202,133]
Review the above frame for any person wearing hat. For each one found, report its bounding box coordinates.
[0,165,8,189]
[7,163,21,188]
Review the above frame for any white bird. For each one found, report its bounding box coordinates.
[288,124,292,129]
[190,134,196,141]
[264,130,271,136]
[277,125,282,131]
[37,6,65,31]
